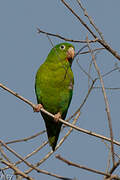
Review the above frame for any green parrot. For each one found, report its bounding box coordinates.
[35,42,75,151]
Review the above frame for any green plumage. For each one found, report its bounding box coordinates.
[35,43,75,150]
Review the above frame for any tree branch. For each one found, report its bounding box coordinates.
[0,141,73,180]
[56,155,110,177]
[56,155,120,180]
[24,112,79,174]
[0,83,120,147]
[0,158,34,180]
[86,36,115,165]
[61,0,120,61]
[37,28,98,43]
[5,130,46,145]
[1,141,48,171]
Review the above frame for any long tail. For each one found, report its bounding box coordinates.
[41,112,62,151]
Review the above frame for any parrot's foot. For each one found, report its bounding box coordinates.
[33,104,43,112]
[54,112,61,123]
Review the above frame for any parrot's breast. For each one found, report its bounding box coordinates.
[35,62,74,116]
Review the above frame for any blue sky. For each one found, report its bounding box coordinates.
[0,1,120,180]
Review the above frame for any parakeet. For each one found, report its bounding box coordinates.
[35,42,75,151]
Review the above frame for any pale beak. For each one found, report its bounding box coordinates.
[67,47,75,60]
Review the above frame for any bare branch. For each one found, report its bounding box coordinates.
[102,67,120,78]
[79,48,105,55]
[98,39,120,61]
[25,112,80,174]
[109,161,120,175]
[61,0,120,61]
[93,87,120,91]
[0,83,120,147]
[0,158,34,180]
[102,141,120,176]
[76,0,104,40]
[2,141,48,171]
[61,0,97,38]
[56,155,110,177]
[37,28,98,43]
[102,140,120,160]
[86,36,115,165]
[5,130,46,145]
[56,155,120,180]
[0,145,11,163]
[76,58,93,81]
[0,83,34,109]
[0,141,73,180]
[67,79,95,121]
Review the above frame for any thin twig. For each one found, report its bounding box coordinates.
[102,140,120,160]
[0,141,73,180]
[67,79,96,121]
[56,155,110,177]
[102,67,120,78]
[2,141,48,171]
[61,0,120,61]
[98,39,120,61]
[0,158,34,180]
[37,28,98,43]
[104,150,112,177]
[0,145,11,163]
[109,160,120,175]
[56,155,120,180]
[76,58,93,81]
[103,140,120,175]
[102,140,120,177]
[93,87,120,90]
[86,36,115,165]
[88,49,101,88]
[61,0,97,38]
[76,0,104,40]
[79,48,105,55]
[5,130,46,145]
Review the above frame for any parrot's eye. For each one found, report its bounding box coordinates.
[60,45,66,50]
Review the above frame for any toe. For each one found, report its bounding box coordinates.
[33,104,43,112]
[54,112,61,123]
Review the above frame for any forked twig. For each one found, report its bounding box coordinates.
[56,155,120,180]
[1,141,48,171]
[25,112,80,174]
[61,0,120,61]
[0,158,34,180]
[0,141,73,180]
[76,0,104,40]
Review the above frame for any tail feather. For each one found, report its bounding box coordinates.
[49,132,60,151]
[41,112,62,151]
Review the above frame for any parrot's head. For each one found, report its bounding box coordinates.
[47,43,75,66]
